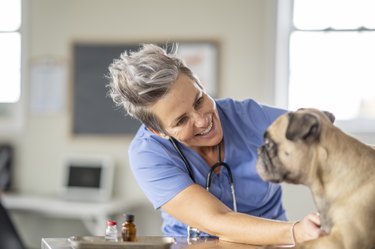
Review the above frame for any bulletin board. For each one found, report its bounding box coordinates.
[71,41,219,135]
[72,43,141,135]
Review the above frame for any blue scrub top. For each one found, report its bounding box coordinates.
[129,98,287,236]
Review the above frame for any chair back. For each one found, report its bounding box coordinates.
[0,201,26,249]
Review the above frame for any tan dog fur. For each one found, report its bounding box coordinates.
[256,108,375,249]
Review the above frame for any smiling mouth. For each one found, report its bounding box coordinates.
[198,116,213,136]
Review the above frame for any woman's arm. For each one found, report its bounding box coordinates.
[162,184,321,245]
[162,184,319,245]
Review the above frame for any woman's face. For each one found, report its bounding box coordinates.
[150,73,223,149]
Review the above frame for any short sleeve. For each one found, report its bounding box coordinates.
[220,98,287,138]
[129,136,194,209]
[258,104,287,125]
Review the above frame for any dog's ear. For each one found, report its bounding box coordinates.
[286,112,321,143]
[323,111,335,123]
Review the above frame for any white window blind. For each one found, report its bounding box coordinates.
[0,0,21,103]
[279,0,375,132]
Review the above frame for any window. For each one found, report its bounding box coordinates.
[0,0,21,103]
[276,0,375,132]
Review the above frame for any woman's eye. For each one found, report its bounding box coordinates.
[194,97,204,109]
[176,117,188,126]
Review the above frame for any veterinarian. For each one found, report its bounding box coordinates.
[107,43,322,246]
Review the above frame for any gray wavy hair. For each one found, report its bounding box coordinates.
[107,43,203,133]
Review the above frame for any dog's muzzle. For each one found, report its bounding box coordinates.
[258,146,274,172]
[257,143,289,183]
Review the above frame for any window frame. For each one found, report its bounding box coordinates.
[275,0,375,133]
[0,0,25,134]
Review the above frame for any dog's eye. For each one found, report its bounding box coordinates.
[265,138,275,150]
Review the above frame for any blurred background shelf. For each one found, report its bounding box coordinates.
[1,193,128,236]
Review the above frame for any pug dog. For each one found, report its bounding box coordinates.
[256,108,375,249]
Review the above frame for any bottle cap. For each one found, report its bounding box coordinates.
[124,214,134,222]
[107,220,117,226]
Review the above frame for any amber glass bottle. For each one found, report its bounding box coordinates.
[122,214,137,241]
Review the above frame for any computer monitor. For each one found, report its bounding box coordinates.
[61,155,115,202]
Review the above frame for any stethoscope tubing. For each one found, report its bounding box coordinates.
[206,161,237,212]
[170,137,195,182]
[169,137,237,212]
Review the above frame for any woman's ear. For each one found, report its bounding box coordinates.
[148,127,170,139]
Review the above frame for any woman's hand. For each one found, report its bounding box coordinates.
[294,212,326,243]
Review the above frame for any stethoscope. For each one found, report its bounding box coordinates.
[169,137,237,212]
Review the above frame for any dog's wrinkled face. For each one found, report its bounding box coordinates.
[256,108,335,185]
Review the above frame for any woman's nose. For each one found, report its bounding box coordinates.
[192,111,206,127]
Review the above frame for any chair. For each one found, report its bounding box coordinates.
[0,200,26,249]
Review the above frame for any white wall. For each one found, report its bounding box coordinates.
[15,0,278,197]
[4,0,374,248]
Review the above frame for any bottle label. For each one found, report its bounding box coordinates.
[105,225,118,242]
[122,228,136,241]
